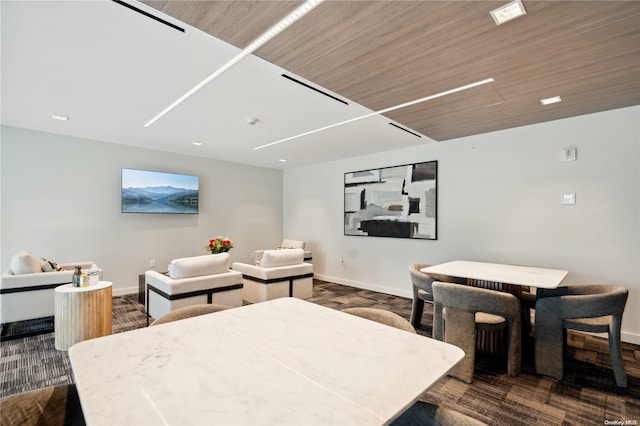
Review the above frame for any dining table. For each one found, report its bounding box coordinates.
[421,260,569,353]
[68,297,464,425]
[420,260,569,294]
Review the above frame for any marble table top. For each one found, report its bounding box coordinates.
[69,297,464,425]
[421,260,569,289]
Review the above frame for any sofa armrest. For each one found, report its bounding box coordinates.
[1,270,75,290]
[145,270,242,296]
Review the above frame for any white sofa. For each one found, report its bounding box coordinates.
[1,252,96,324]
[145,253,243,324]
[233,249,313,303]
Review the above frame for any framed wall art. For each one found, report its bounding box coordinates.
[344,161,437,239]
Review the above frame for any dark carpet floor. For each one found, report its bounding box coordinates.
[1,280,639,425]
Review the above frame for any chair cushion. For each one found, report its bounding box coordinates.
[417,289,433,302]
[259,249,304,268]
[168,253,230,279]
[10,251,41,275]
[475,312,507,330]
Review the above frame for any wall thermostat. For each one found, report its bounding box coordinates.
[561,193,576,205]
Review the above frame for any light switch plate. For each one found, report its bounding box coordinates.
[562,148,577,162]
[561,193,576,205]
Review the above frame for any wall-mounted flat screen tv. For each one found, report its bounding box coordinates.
[121,168,199,214]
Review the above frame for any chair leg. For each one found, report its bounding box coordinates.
[410,290,424,328]
[609,315,627,387]
[443,309,476,384]
[534,301,564,380]
[506,318,522,377]
[433,303,444,341]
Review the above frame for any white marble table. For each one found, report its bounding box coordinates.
[421,260,568,289]
[69,297,464,426]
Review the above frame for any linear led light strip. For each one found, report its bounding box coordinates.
[254,77,495,150]
[144,0,325,128]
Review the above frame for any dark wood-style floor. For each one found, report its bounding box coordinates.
[1,279,639,425]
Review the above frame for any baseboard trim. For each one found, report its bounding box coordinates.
[314,274,412,299]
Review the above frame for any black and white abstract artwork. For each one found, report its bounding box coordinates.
[344,161,437,239]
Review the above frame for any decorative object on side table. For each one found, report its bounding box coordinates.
[206,236,234,254]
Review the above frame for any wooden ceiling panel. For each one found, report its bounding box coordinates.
[140,0,640,142]
[141,1,304,48]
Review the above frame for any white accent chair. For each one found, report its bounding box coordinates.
[145,253,243,325]
[1,251,97,325]
[251,239,312,264]
[233,249,313,303]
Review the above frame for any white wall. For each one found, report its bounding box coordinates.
[1,126,283,295]
[283,106,640,344]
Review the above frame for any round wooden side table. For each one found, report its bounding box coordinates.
[55,281,113,351]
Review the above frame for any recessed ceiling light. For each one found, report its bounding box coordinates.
[490,0,526,25]
[541,96,562,105]
[144,0,325,128]
[278,159,287,162]
[192,141,203,146]
[51,114,69,121]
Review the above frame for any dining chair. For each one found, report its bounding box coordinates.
[409,263,469,328]
[150,303,233,326]
[432,282,521,383]
[534,284,628,387]
[0,383,85,426]
[341,306,487,425]
[411,264,510,354]
[342,307,417,333]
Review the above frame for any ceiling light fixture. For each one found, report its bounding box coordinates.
[51,114,69,121]
[192,141,203,146]
[144,0,325,128]
[254,78,495,151]
[540,96,562,105]
[490,0,526,25]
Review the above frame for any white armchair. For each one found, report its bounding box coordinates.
[233,249,313,303]
[145,253,243,324]
[1,251,97,324]
[251,239,312,264]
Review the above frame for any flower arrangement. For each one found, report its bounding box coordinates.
[206,236,234,254]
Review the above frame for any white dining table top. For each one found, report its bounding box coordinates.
[69,297,464,426]
[421,260,568,289]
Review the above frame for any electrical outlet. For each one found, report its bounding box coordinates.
[149,259,156,268]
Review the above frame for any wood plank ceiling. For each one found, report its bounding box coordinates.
[140,0,640,141]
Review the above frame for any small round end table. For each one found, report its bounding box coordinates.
[55,280,113,351]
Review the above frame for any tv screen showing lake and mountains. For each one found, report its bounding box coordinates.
[121,168,199,214]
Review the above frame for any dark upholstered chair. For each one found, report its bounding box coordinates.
[409,263,436,327]
[0,384,85,426]
[150,303,233,326]
[409,264,504,334]
[432,282,521,383]
[391,401,488,426]
[342,307,417,334]
[535,284,628,387]
[342,306,486,425]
